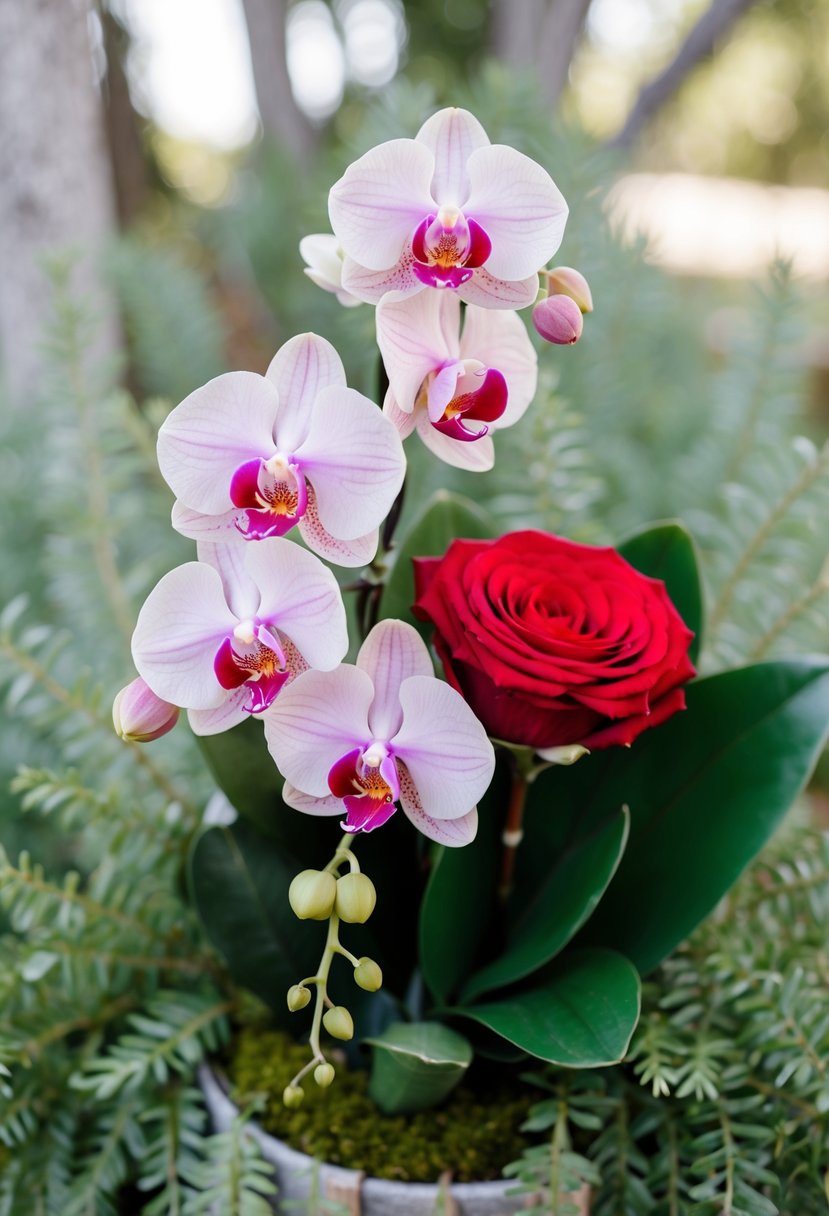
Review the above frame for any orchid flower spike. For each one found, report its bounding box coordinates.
[264,620,495,846]
[132,538,348,735]
[158,333,406,568]
[328,107,568,309]
[299,234,362,308]
[376,291,537,471]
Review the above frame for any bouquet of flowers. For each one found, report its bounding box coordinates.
[115,107,829,1119]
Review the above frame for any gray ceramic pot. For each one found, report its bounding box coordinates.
[199,1064,590,1215]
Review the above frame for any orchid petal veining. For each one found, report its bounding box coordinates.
[263,620,495,845]
[328,108,568,309]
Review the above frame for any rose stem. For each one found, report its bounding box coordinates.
[498,766,530,903]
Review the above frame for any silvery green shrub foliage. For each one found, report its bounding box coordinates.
[0,75,827,1212]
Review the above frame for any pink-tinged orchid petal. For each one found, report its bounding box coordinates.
[229,458,265,509]
[431,414,487,442]
[328,138,436,271]
[296,385,405,541]
[243,538,347,672]
[356,620,434,740]
[459,306,537,427]
[382,392,417,440]
[264,666,374,797]
[171,501,243,543]
[132,563,238,710]
[266,333,346,453]
[328,747,400,833]
[398,763,478,847]
[457,267,540,310]
[415,412,495,471]
[298,488,379,568]
[464,144,568,281]
[283,781,344,816]
[340,253,421,304]
[342,795,397,834]
[197,539,260,622]
[416,107,489,207]
[426,362,464,423]
[188,693,249,737]
[393,675,495,819]
[376,291,460,414]
[157,372,280,516]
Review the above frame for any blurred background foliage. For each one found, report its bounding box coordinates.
[0,0,828,1208]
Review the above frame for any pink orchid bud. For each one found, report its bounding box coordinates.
[112,677,180,743]
[532,294,584,346]
[544,266,593,313]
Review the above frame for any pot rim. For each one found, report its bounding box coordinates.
[198,1060,524,1201]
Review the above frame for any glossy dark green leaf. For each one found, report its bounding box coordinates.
[455,949,640,1067]
[188,819,321,1022]
[418,760,511,1004]
[562,659,829,972]
[461,806,629,1002]
[196,717,285,837]
[379,490,497,634]
[366,1022,473,1114]
[618,520,704,662]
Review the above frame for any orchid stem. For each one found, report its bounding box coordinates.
[498,765,530,903]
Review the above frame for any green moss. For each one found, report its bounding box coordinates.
[228,1026,535,1183]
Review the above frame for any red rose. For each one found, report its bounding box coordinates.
[413,531,696,751]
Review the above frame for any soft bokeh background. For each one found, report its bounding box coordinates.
[0,0,828,853]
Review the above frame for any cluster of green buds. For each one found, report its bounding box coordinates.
[282,834,382,1106]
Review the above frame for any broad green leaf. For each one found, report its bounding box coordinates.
[366,1022,473,1114]
[461,806,630,1002]
[418,761,510,1003]
[196,717,284,837]
[618,520,704,662]
[379,490,497,634]
[188,819,322,1021]
[455,949,640,1067]
[562,659,829,972]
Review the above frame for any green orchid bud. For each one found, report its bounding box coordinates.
[289,869,337,921]
[283,1084,304,1109]
[314,1062,336,1088]
[287,984,312,1012]
[323,1005,354,1041]
[335,872,377,924]
[353,956,383,992]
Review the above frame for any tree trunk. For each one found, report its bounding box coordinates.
[490,0,592,110]
[607,0,760,150]
[0,0,118,406]
[240,0,316,159]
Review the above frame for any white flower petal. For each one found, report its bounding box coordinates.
[356,621,434,741]
[392,676,495,819]
[283,782,345,816]
[264,666,374,797]
[329,138,436,270]
[299,233,345,287]
[171,500,244,543]
[298,493,379,568]
[459,306,538,427]
[416,107,490,208]
[376,291,459,413]
[297,385,405,541]
[398,762,478,846]
[197,538,260,621]
[415,410,495,472]
[465,144,568,281]
[132,563,236,710]
[266,333,346,453]
[383,390,417,439]
[244,538,347,671]
[458,268,539,310]
[340,253,421,304]
[157,372,279,516]
[188,692,248,736]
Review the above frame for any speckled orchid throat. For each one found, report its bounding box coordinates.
[411,206,492,288]
[328,743,400,833]
[230,454,308,540]
[214,618,290,714]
